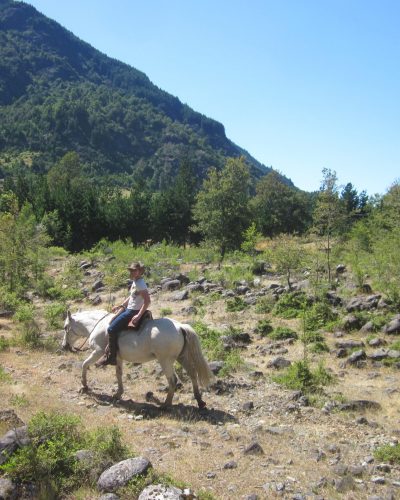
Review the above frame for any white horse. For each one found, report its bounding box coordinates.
[61,310,214,408]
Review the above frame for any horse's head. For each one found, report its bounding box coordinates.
[62,310,80,352]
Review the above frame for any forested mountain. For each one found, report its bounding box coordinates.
[0,0,285,188]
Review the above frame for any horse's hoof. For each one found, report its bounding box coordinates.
[198,400,207,409]
[79,386,89,394]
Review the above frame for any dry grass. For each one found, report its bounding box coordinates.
[1,272,400,499]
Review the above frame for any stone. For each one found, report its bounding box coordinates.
[347,350,366,364]
[97,457,151,492]
[0,477,18,499]
[92,279,104,291]
[223,460,238,469]
[161,279,181,291]
[208,361,224,375]
[171,290,188,301]
[384,315,400,335]
[334,475,355,492]
[243,442,264,455]
[267,357,291,369]
[0,426,30,465]
[138,484,182,499]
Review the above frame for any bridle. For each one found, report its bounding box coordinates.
[64,312,111,352]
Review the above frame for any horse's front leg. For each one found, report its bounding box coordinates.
[113,357,124,399]
[80,349,103,393]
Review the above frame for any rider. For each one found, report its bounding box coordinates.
[96,261,150,367]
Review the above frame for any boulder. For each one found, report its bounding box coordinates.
[384,315,400,335]
[0,426,30,465]
[138,484,182,499]
[97,457,151,492]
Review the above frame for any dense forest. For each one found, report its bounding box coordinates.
[0,0,278,188]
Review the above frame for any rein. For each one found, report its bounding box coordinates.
[71,312,112,352]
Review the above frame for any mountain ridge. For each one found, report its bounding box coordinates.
[0,0,293,188]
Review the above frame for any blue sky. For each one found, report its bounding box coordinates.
[26,0,399,196]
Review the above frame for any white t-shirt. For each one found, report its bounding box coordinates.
[127,278,147,310]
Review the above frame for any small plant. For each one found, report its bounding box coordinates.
[10,394,29,408]
[0,336,10,351]
[255,319,273,336]
[226,296,247,312]
[0,365,11,383]
[160,307,173,317]
[255,295,275,314]
[269,326,298,341]
[272,360,335,394]
[44,303,66,329]
[304,301,338,331]
[374,443,400,464]
[273,291,309,319]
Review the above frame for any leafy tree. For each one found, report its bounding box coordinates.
[0,193,49,294]
[192,157,251,259]
[250,170,312,236]
[266,234,307,290]
[312,168,346,283]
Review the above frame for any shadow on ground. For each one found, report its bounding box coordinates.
[86,390,237,424]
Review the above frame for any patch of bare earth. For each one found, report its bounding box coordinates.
[1,283,400,499]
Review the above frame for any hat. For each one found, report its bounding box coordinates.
[127,261,145,274]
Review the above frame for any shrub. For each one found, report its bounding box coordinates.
[226,296,247,312]
[255,319,273,336]
[0,336,10,352]
[269,326,298,341]
[0,287,21,312]
[255,296,275,314]
[374,443,400,464]
[160,307,173,317]
[272,360,335,394]
[44,303,66,329]
[273,291,309,319]
[304,301,338,331]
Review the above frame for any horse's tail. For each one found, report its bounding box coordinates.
[180,325,215,388]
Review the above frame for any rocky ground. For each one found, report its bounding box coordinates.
[1,261,400,499]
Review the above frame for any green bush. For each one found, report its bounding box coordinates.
[44,303,66,329]
[304,301,338,331]
[269,326,298,341]
[160,307,173,317]
[374,443,400,464]
[255,296,275,314]
[255,319,274,336]
[0,336,10,352]
[226,296,247,312]
[272,360,335,394]
[273,291,309,319]
[0,286,21,311]
[0,412,131,497]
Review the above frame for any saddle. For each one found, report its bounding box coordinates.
[127,310,153,330]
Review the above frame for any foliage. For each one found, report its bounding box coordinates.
[304,301,338,332]
[226,296,247,312]
[44,302,66,329]
[266,234,308,289]
[255,295,275,314]
[250,170,313,236]
[273,360,335,394]
[374,443,400,464]
[254,319,274,336]
[0,411,130,496]
[273,291,310,319]
[192,157,251,259]
[0,365,12,383]
[241,222,262,256]
[269,326,298,341]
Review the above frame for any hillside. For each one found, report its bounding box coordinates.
[0,0,284,188]
[1,246,400,498]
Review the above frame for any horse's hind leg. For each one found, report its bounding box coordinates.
[81,349,103,392]
[179,357,206,409]
[158,359,178,408]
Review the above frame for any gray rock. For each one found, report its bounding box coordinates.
[161,279,181,291]
[342,314,364,331]
[334,475,355,492]
[347,350,366,364]
[368,349,389,360]
[388,349,400,358]
[384,315,400,335]
[223,460,238,469]
[97,457,151,492]
[335,340,364,349]
[369,338,386,347]
[0,477,18,499]
[171,290,188,301]
[0,426,29,465]
[267,357,291,369]
[243,442,264,455]
[99,495,120,500]
[138,484,182,499]
[92,279,104,291]
[208,361,224,374]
